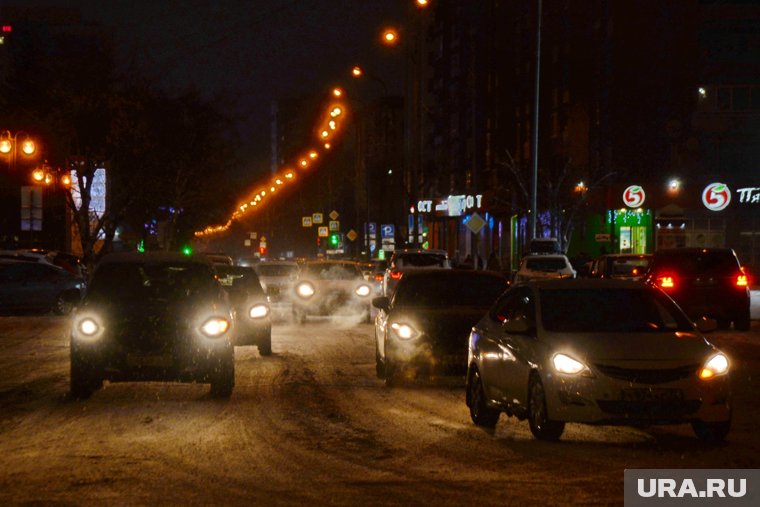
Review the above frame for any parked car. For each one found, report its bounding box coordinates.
[214,264,272,355]
[69,252,235,398]
[0,259,85,315]
[292,260,373,323]
[383,249,451,297]
[254,261,301,318]
[465,279,732,441]
[588,253,652,281]
[645,247,751,331]
[373,269,509,385]
[513,254,576,283]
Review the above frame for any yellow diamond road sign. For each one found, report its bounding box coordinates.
[346,229,358,242]
[465,212,487,234]
[329,210,339,221]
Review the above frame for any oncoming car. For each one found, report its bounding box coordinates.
[70,252,236,399]
[214,264,272,355]
[373,269,509,385]
[292,260,373,323]
[466,279,732,442]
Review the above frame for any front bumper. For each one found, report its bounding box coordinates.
[386,339,467,375]
[545,369,731,425]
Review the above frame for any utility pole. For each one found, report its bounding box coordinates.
[530,0,542,241]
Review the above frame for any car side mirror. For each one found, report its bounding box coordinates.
[372,296,390,311]
[695,316,718,334]
[503,317,533,335]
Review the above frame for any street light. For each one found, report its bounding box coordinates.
[0,130,38,170]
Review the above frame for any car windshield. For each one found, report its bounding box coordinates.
[88,262,217,301]
[539,288,693,332]
[525,258,567,271]
[654,251,740,276]
[303,263,361,280]
[393,274,508,307]
[214,266,264,295]
[256,264,299,277]
[395,253,447,268]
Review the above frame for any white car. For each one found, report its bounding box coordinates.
[254,261,300,318]
[466,279,732,441]
[383,249,451,297]
[513,254,575,283]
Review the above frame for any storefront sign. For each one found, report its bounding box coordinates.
[623,185,646,208]
[702,182,731,211]
[417,194,483,217]
[736,187,760,204]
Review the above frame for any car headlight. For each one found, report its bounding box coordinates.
[296,282,315,298]
[201,317,230,337]
[355,284,371,297]
[390,322,419,340]
[249,304,269,319]
[552,353,589,375]
[699,352,729,380]
[79,318,99,336]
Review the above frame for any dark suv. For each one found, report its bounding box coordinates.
[646,248,750,330]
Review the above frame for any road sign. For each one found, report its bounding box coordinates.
[329,220,340,232]
[346,229,358,242]
[329,210,339,221]
[313,213,323,224]
[367,222,377,235]
[381,224,395,239]
[465,212,487,234]
[302,216,312,227]
[318,226,328,237]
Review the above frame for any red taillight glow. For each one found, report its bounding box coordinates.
[390,271,402,280]
[374,274,383,281]
[658,276,675,289]
[736,274,748,287]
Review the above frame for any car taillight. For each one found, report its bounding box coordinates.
[374,274,383,281]
[657,275,675,289]
[736,274,748,287]
[390,270,402,280]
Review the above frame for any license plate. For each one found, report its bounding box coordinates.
[126,354,173,368]
[621,388,683,402]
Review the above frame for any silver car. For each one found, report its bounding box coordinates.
[466,279,732,441]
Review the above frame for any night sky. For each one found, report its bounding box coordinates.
[14,0,406,168]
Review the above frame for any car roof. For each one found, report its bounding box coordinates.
[653,247,735,255]
[517,278,645,290]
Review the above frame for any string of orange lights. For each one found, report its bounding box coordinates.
[194,88,347,237]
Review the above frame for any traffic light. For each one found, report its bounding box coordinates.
[329,232,340,247]
[181,245,193,256]
[259,245,267,257]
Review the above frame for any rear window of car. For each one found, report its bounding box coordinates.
[525,257,568,271]
[610,257,650,276]
[393,274,508,307]
[255,264,299,277]
[394,253,447,268]
[214,266,265,295]
[653,251,740,276]
[539,288,692,332]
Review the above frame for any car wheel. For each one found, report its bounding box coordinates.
[467,369,500,428]
[70,350,102,399]
[733,311,751,331]
[258,336,272,356]
[53,293,76,315]
[210,354,235,399]
[527,374,564,441]
[692,416,731,442]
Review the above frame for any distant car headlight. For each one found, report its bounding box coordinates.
[355,284,371,297]
[296,282,315,298]
[201,317,230,337]
[249,304,269,319]
[699,352,729,380]
[552,353,589,375]
[73,315,103,342]
[390,322,419,340]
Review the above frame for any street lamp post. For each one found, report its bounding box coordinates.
[0,130,37,170]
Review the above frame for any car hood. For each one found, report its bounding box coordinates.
[541,330,714,365]
[390,306,489,351]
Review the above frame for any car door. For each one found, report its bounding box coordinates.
[481,287,536,405]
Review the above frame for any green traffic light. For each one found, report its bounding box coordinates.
[329,233,339,246]
[182,245,193,256]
